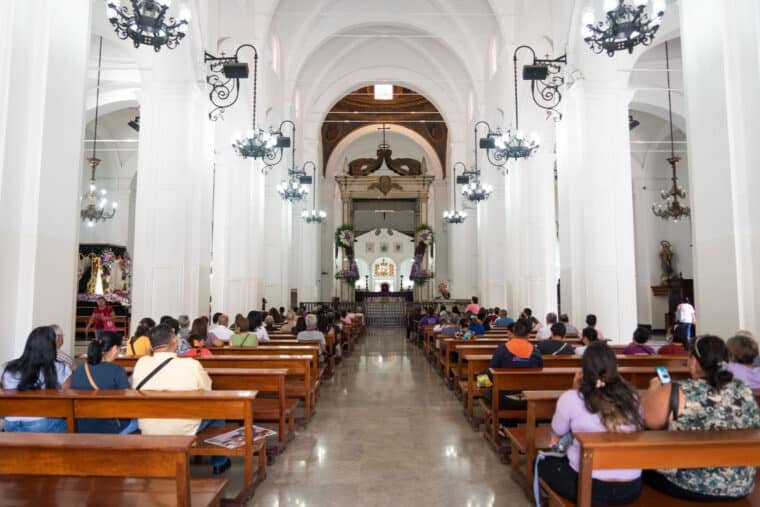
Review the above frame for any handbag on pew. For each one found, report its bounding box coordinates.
[476,372,492,388]
[533,431,574,506]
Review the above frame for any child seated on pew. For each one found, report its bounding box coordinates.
[2,326,71,433]
[622,326,656,355]
[538,341,644,505]
[642,335,760,501]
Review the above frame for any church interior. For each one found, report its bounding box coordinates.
[1,0,759,505]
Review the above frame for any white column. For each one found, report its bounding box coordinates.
[131,77,213,322]
[0,0,91,361]
[448,138,477,299]
[557,80,638,343]
[680,0,760,336]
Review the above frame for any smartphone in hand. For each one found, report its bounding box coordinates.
[656,366,672,385]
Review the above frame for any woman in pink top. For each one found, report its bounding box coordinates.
[538,341,645,505]
[464,296,480,316]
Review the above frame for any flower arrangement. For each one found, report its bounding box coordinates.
[335,264,360,283]
[335,225,355,249]
[410,266,433,283]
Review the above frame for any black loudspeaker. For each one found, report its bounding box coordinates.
[223,62,249,79]
[299,175,313,185]
[276,136,291,148]
[479,137,496,149]
[456,175,469,185]
[523,64,548,81]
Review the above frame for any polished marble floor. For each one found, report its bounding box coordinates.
[248,327,531,507]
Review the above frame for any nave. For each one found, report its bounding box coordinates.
[248,328,530,507]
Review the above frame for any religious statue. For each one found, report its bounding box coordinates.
[659,240,677,284]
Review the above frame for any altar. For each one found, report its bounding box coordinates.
[355,290,413,303]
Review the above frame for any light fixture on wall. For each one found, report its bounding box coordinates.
[81,37,117,228]
[443,162,468,223]
[300,161,327,223]
[205,44,294,168]
[477,46,545,169]
[582,0,665,57]
[652,41,690,223]
[105,0,191,52]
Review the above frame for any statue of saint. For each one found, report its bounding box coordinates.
[659,240,676,283]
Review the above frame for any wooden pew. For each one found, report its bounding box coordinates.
[0,433,227,507]
[115,354,316,419]
[542,430,760,507]
[0,389,262,502]
[483,366,692,450]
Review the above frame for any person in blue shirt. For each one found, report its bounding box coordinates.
[2,326,71,432]
[493,309,514,329]
[71,331,136,434]
[468,314,486,335]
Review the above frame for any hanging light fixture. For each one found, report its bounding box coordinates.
[582,0,666,57]
[81,37,117,228]
[105,0,191,52]
[462,178,493,203]
[300,162,327,224]
[443,162,468,223]
[652,41,689,223]
[277,177,308,202]
[477,46,541,169]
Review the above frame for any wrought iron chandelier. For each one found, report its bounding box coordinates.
[300,162,327,223]
[462,178,493,203]
[277,177,308,203]
[652,41,690,222]
[583,0,666,57]
[105,0,191,52]
[478,46,547,169]
[443,162,468,223]
[81,38,117,227]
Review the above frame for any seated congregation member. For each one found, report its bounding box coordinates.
[585,313,605,341]
[264,315,276,332]
[188,317,222,349]
[574,327,598,356]
[340,311,353,326]
[71,331,135,434]
[208,312,233,343]
[280,311,297,333]
[468,314,486,336]
[450,305,461,321]
[294,316,307,335]
[177,315,191,339]
[127,317,155,357]
[132,324,231,474]
[726,334,760,389]
[538,341,644,505]
[488,307,499,324]
[493,309,514,329]
[622,326,655,355]
[658,325,689,355]
[2,326,71,432]
[464,296,480,316]
[559,313,579,336]
[483,319,543,430]
[435,316,458,336]
[269,307,284,325]
[297,314,327,354]
[323,312,342,358]
[248,311,270,343]
[455,318,475,340]
[535,312,558,340]
[642,335,760,501]
[536,323,575,356]
[51,324,73,369]
[477,308,492,332]
[230,316,257,347]
[161,316,191,356]
[418,308,440,342]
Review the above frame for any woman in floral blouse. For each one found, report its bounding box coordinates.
[642,335,760,501]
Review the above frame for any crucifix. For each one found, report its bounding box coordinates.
[378,123,390,150]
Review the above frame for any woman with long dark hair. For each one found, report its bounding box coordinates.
[642,335,760,501]
[247,311,270,343]
[71,331,135,433]
[2,326,71,432]
[127,317,155,357]
[538,341,644,505]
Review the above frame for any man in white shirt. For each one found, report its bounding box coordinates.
[676,298,696,338]
[208,313,233,342]
[535,313,557,340]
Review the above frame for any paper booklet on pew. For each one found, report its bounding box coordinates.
[204,425,278,449]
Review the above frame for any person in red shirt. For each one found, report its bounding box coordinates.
[658,326,689,355]
[85,297,114,340]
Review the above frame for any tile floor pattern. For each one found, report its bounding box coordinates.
[244,327,532,507]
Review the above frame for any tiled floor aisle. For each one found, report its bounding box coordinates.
[249,328,532,507]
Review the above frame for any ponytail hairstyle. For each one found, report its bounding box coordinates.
[691,335,733,390]
[87,331,123,365]
[578,341,644,431]
[130,317,155,346]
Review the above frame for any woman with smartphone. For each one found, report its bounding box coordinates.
[642,335,760,501]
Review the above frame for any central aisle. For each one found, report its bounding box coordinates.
[252,328,532,506]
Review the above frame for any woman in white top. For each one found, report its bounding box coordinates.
[247,311,270,342]
[2,326,71,432]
